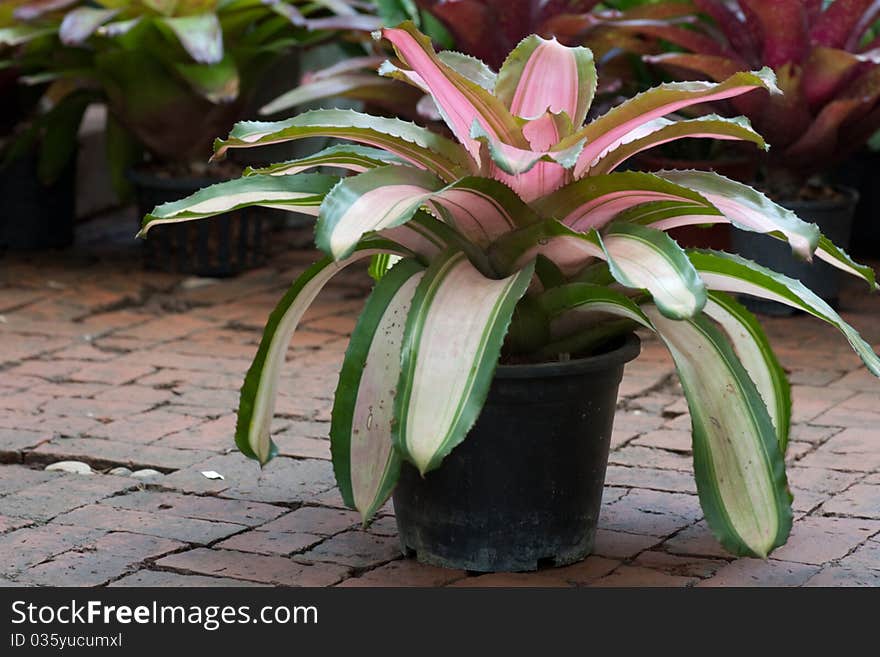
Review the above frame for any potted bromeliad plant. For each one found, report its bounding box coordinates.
[141,23,880,571]
[7,0,379,274]
[0,1,88,251]
[607,0,880,311]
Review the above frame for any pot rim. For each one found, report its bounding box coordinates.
[779,185,859,211]
[495,333,641,379]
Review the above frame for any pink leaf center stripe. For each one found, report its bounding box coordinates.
[565,69,780,177]
[496,34,597,127]
[317,166,539,260]
[380,22,526,165]
[509,40,580,119]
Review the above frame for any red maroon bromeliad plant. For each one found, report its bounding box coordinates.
[141,23,880,566]
[612,0,880,195]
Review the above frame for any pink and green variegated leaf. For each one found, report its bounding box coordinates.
[810,0,880,49]
[138,174,339,237]
[489,219,605,277]
[533,171,712,233]
[236,239,413,464]
[534,282,793,557]
[424,177,540,248]
[626,190,877,290]
[317,165,540,259]
[537,282,651,330]
[318,166,444,260]
[688,249,880,376]
[379,21,529,163]
[615,200,725,231]
[490,217,707,319]
[244,145,403,177]
[160,14,224,65]
[645,305,793,558]
[331,258,425,521]
[58,7,118,45]
[589,115,768,176]
[393,251,534,474]
[654,170,821,259]
[534,285,647,358]
[471,115,581,202]
[596,222,707,320]
[494,34,597,127]
[738,0,809,68]
[814,234,878,289]
[379,211,452,261]
[489,159,571,203]
[469,119,583,177]
[703,292,791,451]
[642,53,767,117]
[437,51,497,91]
[561,68,780,177]
[213,109,473,182]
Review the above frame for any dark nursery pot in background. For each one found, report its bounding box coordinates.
[731,187,858,316]
[130,169,267,278]
[393,334,641,573]
[0,151,75,251]
[840,150,880,257]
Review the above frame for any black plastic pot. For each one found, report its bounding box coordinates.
[0,151,75,251]
[842,151,880,258]
[393,334,641,572]
[130,169,266,278]
[731,187,858,316]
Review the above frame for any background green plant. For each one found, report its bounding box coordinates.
[1,0,380,190]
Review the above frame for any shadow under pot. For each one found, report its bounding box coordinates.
[393,334,641,573]
[731,186,858,316]
[129,168,267,278]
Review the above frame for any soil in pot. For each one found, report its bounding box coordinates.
[130,161,269,278]
[0,150,76,251]
[731,185,857,316]
[393,334,641,573]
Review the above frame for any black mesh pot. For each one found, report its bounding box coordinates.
[393,334,641,573]
[731,187,857,315]
[130,169,266,278]
[0,151,75,251]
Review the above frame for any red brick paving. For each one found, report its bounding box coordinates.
[1,219,879,586]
